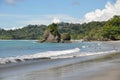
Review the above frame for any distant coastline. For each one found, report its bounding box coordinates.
[0,16,120,41]
[1,39,120,43]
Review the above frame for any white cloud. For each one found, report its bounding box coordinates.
[45,14,81,23]
[52,17,60,23]
[4,0,21,5]
[19,14,82,25]
[0,13,81,29]
[84,0,120,22]
[5,0,17,4]
[4,27,23,30]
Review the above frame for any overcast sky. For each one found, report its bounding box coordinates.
[0,0,119,30]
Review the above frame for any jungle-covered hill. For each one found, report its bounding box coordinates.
[0,15,120,41]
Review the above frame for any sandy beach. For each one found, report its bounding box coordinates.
[77,59,120,80]
[1,53,120,80]
[107,40,120,43]
[35,57,120,80]
[0,40,120,80]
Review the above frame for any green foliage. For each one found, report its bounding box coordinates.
[0,15,120,41]
[45,23,60,37]
[61,33,71,40]
[58,21,105,40]
[0,25,46,40]
[102,16,120,40]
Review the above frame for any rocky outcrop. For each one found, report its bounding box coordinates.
[41,23,61,43]
[41,23,71,43]
[44,32,61,43]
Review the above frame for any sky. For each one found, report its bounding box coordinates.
[0,0,119,30]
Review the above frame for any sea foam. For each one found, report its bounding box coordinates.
[0,48,80,64]
[0,48,118,64]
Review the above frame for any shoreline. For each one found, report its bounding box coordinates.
[107,40,120,43]
[1,56,119,80]
[0,52,120,80]
[0,39,120,43]
[71,39,120,42]
[0,40,120,80]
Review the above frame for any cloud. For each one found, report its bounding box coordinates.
[52,17,60,23]
[4,0,21,5]
[3,26,23,30]
[72,0,80,6]
[0,13,81,29]
[20,14,81,25]
[84,0,120,22]
[45,14,81,23]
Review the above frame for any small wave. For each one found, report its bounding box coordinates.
[0,48,118,64]
[50,50,117,59]
[82,45,88,48]
[0,48,80,64]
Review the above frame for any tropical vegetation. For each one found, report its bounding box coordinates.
[0,15,120,41]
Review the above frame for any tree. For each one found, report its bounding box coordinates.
[61,33,71,40]
[102,15,120,40]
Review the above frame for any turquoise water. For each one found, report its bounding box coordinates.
[0,40,112,57]
[0,40,120,80]
[0,40,119,64]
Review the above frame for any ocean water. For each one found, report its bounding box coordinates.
[0,40,120,80]
[0,40,119,64]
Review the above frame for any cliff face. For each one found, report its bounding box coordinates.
[44,32,61,42]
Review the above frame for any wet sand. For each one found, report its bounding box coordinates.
[1,58,119,80]
[78,60,120,80]
[0,52,120,80]
[35,58,120,80]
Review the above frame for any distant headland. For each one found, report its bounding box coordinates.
[40,23,71,43]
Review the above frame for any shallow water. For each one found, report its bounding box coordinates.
[0,40,118,58]
[1,55,120,80]
[0,40,119,64]
[0,40,120,80]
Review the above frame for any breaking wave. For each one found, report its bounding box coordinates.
[0,48,117,64]
[0,48,80,64]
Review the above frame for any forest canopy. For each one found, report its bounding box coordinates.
[0,15,120,41]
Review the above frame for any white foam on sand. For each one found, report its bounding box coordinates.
[50,50,117,59]
[0,48,80,64]
[0,48,118,64]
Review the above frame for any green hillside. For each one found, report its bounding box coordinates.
[0,16,120,41]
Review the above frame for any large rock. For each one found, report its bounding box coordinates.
[41,23,61,43]
[40,23,71,43]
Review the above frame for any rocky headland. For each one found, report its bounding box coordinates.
[40,23,71,43]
